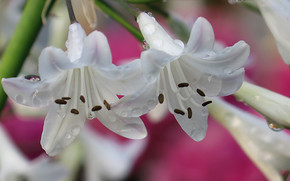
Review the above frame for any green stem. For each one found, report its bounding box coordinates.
[0,0,56,112]
[126,0,162,3]
[94,0,143,42]
[242,2,261,14]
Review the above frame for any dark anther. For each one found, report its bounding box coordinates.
[71,109,79,114]
[187,107,192,119]
[202,101,212,107]
[178,83,189,88]
[196,89,205,97]
[174,109,185,115]
[103,100,111,110]
[91,105,102,111]
[55,99,67,105]
[62,97,71,100]
[80,95,85,103]
[158,93,164,104]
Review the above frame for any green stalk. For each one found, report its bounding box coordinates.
[94,0,143,42]
[0,0,56,112]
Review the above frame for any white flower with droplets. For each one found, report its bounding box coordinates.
[0,125,69,181]
[231,0,290,65]
[1,23,147,156]
[81,127,146,181]
[234,81,290,131]
[113,12,249,141]
[209,98,290,181]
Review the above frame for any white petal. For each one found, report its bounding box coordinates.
[41,103,86,156]
[147,100,169,123]
[81,30,113,67]
[160,70,208,141]
[1,77,64,107]
[184,17,215,57]
[209,98,290,181]
[66,23,87,62]
[256,0,290,65]
[96,109,147,139]
[180,41,249,96]
[112,83,158,118]
[27,156,69,181]
[140,49,175,83]
[234,82,290,128]
[38,47,76,81]
[96,59,146,95]
[137,12,183,56]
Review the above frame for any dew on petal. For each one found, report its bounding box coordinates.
[121,111,128,117]
[266,117,284,132]
[174,39,184,49]
[142,40,150,50]
[152,39,163,48]
[109,115,117,122]
[24,75,41,81]
[143,23,156,35]
[65,133,72,139]
[71,125,81,136]
[132,108,142,117]
[15,95,24,104]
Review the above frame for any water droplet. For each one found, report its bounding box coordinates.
[152,39,163,48]
[109,115,116,122]
[132,108,142,116]
[201,108,208,116]
[15,95,24,103]
[224,68,233,74]
[145,11,153,17]
[87,112,94,120]
[142,40,150,50]
[65,133,72,139]
[143,23,156,35]
[24,75,41,81]
[121,111,128,117]
[254,95,260,101]
[71,125,81,136]
[174,39,184,49]
[228,0,245,4]
[207,75,213,82]
[147,100,156,109]
[266,117,284,132]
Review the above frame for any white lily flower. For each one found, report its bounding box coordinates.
[113,12,249,141]
[1,23,147,156]
[81,127,146,181]
[0,125,69,181]
[209,98,290,181]
[231,0,290,65]
[234,81,290,130]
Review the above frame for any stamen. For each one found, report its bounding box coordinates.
[158,93,164,104]
[196,89,205,97]
[103,100,111,110]
[174,109,185,115]
[62,97,71,100]
[65,0,77,23]
[80,95,86,103]
[91,105,102,111]
[55,99,67,105]
[71,109,79,114]
[178,83,189,88]
[202,101,212,107]
[187,107,192,119]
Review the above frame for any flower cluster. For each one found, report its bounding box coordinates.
[1,12,249,156]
